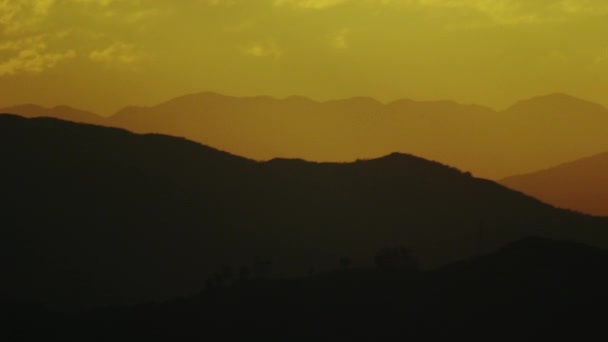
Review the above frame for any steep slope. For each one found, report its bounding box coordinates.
[500,152,608,216]
[1,114,607,308]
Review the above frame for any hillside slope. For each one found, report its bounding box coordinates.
[501,152,608,216]
[1,114,607,308]
[7,93,608,179]
[107,92,608,178]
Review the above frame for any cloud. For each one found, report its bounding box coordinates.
[0,46,75,76]
[0,29,75,76]
[0,0,50,33]
[68,0,119,6]
[0,1,154,75]
[271,0,608,25]
[0,34,46,52]
[243,41,284,59]
[89,42,141,66]
[205,0,237,5]
[273,0,348,10]
[555,0,608,14]
[405,0,608,24]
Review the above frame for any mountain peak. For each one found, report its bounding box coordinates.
[376,152,419,161]
[53,105,78,111]
[386,98,495,114]
[364,152,461,172]
[325,96,383,108]
[157,91,232,108]
[284,95,313,102]
[506,93,606,113]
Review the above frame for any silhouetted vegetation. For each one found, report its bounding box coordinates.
[374,247,418,271]
[2,114,608,311]
[3,237,608,340]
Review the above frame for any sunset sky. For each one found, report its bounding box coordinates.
[1,0,608,114]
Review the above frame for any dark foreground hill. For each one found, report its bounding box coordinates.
[0,104,104,125]
[501,152,608,216]
[3,237,608,340]
[1,114,608,308]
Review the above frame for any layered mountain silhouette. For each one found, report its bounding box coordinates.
[501,152,608,216]
[0,104,104,125]
[5,237,608,340]
[108,92,608,179]
[4,92,608,179]
[2,114,608,308]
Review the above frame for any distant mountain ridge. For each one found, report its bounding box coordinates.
[506,93,606,114]
[501,152,608,216]
[2,114,608,308]
[3,92,608,179]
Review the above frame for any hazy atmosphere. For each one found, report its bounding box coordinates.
[2,0,608,114]
[3,1,608,340]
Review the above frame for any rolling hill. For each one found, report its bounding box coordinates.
[106,92,608,179]
[5,92,608,179]
[501,152,608,216]
[1,114,607,308]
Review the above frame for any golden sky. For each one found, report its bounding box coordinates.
[1,0,608,114]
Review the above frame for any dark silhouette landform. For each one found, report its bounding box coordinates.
[501,152,608,216]
[3,236,608,340]
[2,114,608,310]
[3,92,608,179]
[0,104,104,125]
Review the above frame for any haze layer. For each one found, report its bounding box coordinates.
[2,1,608,113]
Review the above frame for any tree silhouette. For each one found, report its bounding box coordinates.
[374,247,418,271]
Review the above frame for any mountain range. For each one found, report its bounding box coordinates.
[501,152,608,216]
[2,114,608,308]
[3,92,608,179]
